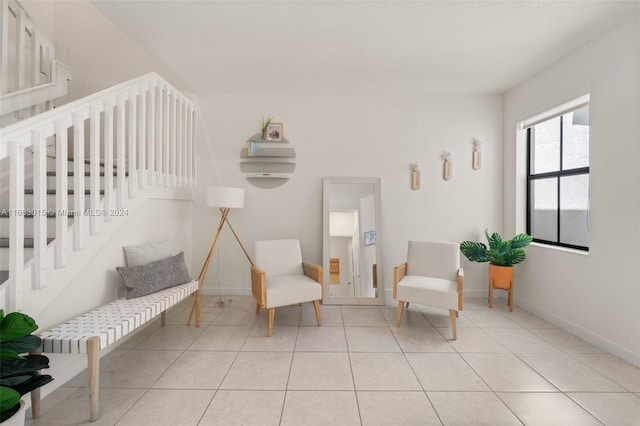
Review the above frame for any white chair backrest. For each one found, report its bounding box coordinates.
[406,240,460,281]
[254,239,304,276]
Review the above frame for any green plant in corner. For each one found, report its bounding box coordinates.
[460,230,532,267]
[0,310,53,423]
[260,115,274,139]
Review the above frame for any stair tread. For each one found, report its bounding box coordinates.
[0,237,55,248]
[0,211,76,218]
[46,171,127,177]
[24,189,105,195]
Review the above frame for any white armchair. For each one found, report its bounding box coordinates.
[251,239,323,336]
[393,241,464,339]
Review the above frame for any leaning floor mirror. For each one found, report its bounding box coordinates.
[322,177,384,305]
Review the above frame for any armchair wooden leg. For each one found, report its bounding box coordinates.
[313,300,322,326]
[268,308,275,337]
[396,301,405,326]
[449,310,457,340]
[255,303,261,315]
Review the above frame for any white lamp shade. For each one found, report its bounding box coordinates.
[207,187,245,208]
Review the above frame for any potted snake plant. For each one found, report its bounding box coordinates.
[0,310,53,425]
[460,230,532,310]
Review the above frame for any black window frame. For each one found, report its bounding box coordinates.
[526,112,590,251]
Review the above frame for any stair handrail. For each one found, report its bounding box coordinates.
[1,0,69,122]
[0,71,198,311]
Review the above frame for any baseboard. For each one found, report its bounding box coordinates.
[515,297,640,368]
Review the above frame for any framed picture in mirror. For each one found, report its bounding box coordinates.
[364,230,376,246]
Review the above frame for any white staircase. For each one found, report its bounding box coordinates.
[1,0,72,127]
[0,0,198,315]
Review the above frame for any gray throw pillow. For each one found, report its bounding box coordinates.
[117,252,192,299]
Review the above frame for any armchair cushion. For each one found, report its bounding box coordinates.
[254,239,304,276]
[396,275,458,311]
[265,275,322,309]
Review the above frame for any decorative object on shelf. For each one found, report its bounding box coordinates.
[0,310,53,425]
[189,187,254,319]
[441,151,452,181]
[265,122,283,141]
[260,115,273,139]
[460,230,533,312]
[364,230,376,246]
[411,162,421,190]
[472,138,483,170]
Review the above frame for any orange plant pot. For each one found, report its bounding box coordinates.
[489,264,513,290]
[488,263,515,311]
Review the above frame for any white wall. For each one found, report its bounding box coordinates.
[20,0,194,101]
[503,13,640,365]
[193,93,503,302]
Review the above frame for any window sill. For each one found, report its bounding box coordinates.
[531,242,590,256]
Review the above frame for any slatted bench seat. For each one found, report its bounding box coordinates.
[31,279,199,422]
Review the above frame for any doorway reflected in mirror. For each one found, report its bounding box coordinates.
[322,177,383,305]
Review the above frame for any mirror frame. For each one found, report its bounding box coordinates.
[322,177,384,305]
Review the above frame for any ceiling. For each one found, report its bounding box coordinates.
[90,0,639,95]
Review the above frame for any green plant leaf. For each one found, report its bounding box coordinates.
[0,374,32,388]
[0,355,50,378]
[0,350,24,362]
[5,374,53,397]
[0,386,21,422]
[460,241,488,263]
[503,248,526,266]
[0,312,38,342]
[510,233,533,249]
[1,335,42,354]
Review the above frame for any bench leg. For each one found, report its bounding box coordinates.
[87,336,100,422]
[161,311,166,327]
[30,385,41,419]
[29,348,42,418]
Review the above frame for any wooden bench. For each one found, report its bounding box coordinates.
[31,280,199,422]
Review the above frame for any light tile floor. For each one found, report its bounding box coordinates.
[27,296,640,425]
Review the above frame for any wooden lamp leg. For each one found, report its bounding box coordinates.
[188,208,229,326]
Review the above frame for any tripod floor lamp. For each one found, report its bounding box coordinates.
[188,187,253,326]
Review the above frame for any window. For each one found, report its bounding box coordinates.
[526,101,590,251]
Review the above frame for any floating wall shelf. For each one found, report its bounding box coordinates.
[239,133,296,189]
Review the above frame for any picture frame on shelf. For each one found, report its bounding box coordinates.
[364,230,376,246]
[266,123,284,141]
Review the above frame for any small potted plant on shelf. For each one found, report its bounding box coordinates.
[260,115,273,140]
[0,310,53,425]
[460,230,533,311]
